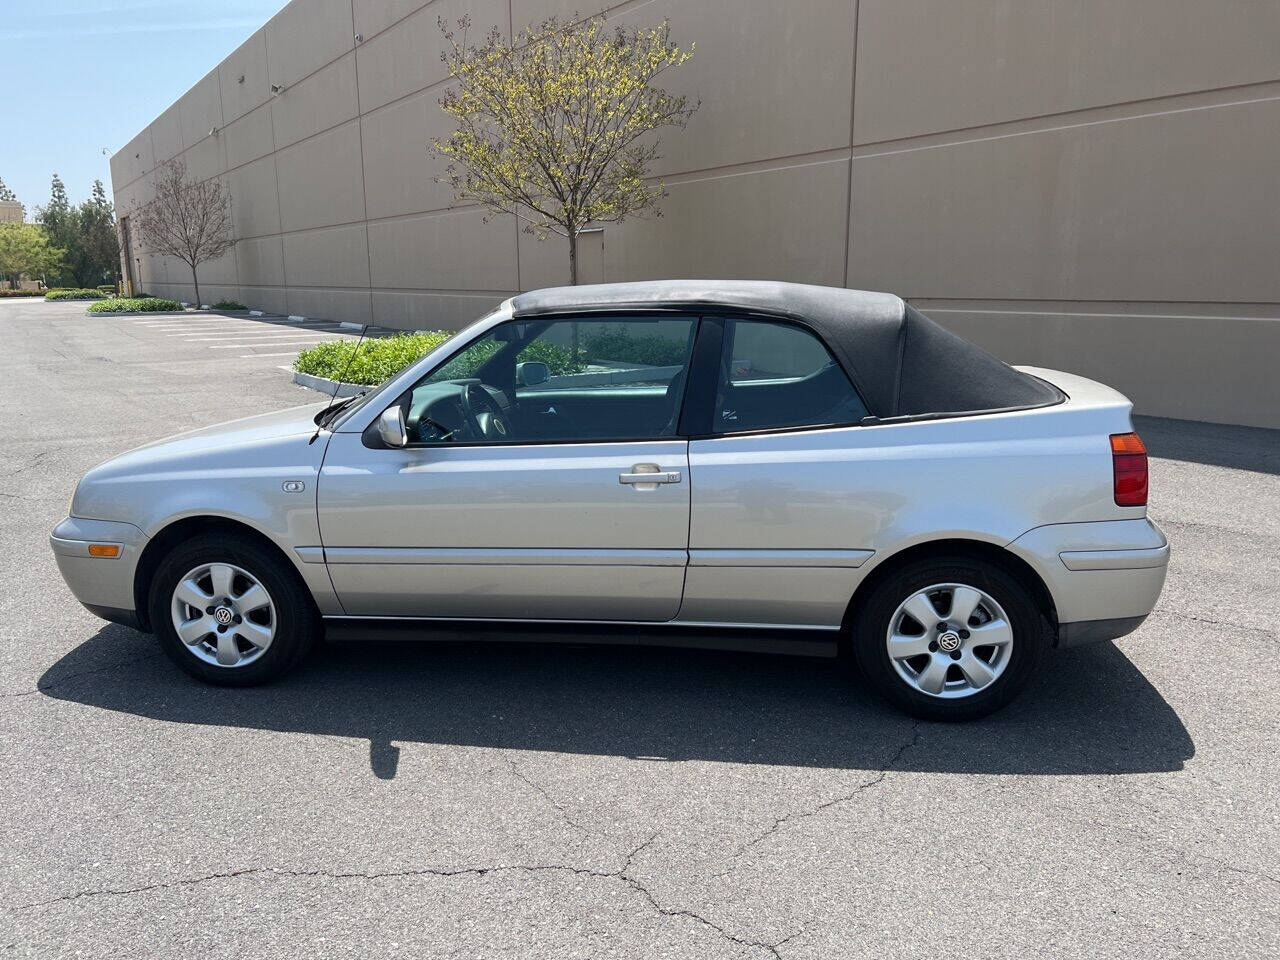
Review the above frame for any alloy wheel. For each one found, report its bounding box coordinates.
[170,562,277,668]
[885,582,1014,699]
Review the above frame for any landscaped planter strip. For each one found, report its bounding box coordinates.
[292,370,366,398]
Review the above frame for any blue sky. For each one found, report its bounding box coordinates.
[1,0,283,212]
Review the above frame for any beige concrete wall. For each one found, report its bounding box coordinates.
[112,0,1280,429]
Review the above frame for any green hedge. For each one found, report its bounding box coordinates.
[211,300,247,310]
[0,289,44,298]
[295,332,455,385]
[295,332,586,387]
[46,288,109,301]
[87,297,183,314]
[583,330,688,367]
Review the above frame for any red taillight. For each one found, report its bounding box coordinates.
[1110,432,1148,506]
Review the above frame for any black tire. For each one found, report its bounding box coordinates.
[850,556,1048,721]
[148,532,317,686]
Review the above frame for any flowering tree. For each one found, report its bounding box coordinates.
[435,14,697,284]
[0,222,63,288]
[135,158,234,307]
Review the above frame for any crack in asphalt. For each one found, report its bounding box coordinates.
[0,491,64,502]
[1154,517,1265,540]
[718,721,923,872]
[1147,608,1276,642]
[17,836,798,957]
[1112,823,1280,889]
[506,756,594,836]
[0,450,49,479]
[1218,863,1280,887]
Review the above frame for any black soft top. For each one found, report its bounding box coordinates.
[511,280,1060,419]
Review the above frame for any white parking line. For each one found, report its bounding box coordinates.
[135,321,241,330]
[241,351,312,358]
[157,323,345,334]
[182,332,346,342]
[146,324,266,331]
[208,339,352,349]
[147,321,337,330]
[161,327,282,335]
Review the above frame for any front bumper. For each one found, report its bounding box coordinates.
[1007,518,1169,647]
[50,517,148,627]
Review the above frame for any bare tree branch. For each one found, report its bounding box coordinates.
[134,158,235,307]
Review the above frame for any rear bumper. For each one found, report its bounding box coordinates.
[1056,615,1148,649]
[1007,518,1169,647]
[50,517,147,627]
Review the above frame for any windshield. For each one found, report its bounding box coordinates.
[324,307,506,431]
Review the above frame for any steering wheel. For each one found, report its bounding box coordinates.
[459,382,510,441]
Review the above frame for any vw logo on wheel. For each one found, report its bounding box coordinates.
[214,606,234,626]
[937,630,962,652]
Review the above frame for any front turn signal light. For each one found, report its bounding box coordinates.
[88,544,122,558]
[1110,432,1148,507]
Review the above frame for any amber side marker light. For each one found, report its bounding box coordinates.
[88,544,121,558]
[1110,432,1148,507]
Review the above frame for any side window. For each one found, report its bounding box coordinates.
[403,315,697,444]
[715,319,867,432]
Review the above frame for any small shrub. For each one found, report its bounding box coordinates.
[583,330,688,366]
[88,297,183,313]
[0,289,44,298]
[295,332,456,385]
[46,288,108,301]
[97,284,118,294]
[519,339,583,375]
[294,331,584,386]
[211,300,247,311]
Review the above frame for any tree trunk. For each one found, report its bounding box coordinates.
[191,264,201,309]
[567,229,580,360]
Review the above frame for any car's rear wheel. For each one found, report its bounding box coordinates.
[851,557,1048,721]
[148,532,316,686]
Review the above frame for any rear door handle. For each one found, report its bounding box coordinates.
[619,468,682,485]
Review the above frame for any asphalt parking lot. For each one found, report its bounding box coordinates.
[2,297,1277,958]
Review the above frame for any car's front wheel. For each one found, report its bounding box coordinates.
[148,532,316,685]
[851,556,1048,721]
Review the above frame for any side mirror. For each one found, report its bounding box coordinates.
[516,361,550,387]
[376,405,408,448]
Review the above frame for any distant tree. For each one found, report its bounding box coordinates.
[434,14,697,284]
[134,158,234,308]
[37,174,80,286]
[35,174,120,288]
[82,180,120,286]
[0,222,64,288]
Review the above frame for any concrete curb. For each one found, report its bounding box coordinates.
[83,309,191,317]
[292,369,366,398]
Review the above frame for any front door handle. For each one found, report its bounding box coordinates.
[619,465,682,486]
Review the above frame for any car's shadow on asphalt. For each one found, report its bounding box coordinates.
[39,626,1193,780]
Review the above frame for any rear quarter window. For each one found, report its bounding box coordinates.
[716,319,868,432]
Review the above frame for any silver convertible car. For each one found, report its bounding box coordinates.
[52,281,1168,720]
